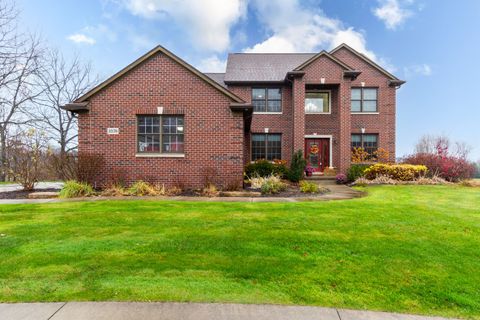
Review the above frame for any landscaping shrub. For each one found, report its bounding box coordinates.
[416,175,449,185]
[287,150,306,182]
[346,164,371,182]
[260,175,287,194]
[404,153,475,182]
[245,159,288,178]
[60,180,95,198]
[335,173,347,184]
[364,163,427,181]
[127,181,162,196]
[101,184,129,196]
[201,184,219,197]
[299,181,319,193]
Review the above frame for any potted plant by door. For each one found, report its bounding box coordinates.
[305,165,314,177]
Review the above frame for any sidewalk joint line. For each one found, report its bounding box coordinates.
[336,308,343,320]
[47,302,67,320]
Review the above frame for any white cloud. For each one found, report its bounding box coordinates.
[122,0,247,52]
[404,64,432,77]
[373,0,413,30]
[244,0,396,71]
[129,33,156,51]
[67,33,96,45]
[196,55,226,72]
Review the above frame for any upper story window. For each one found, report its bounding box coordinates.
[137,115,184,154]
[252,88,282,113]
[305,91,330,113]
[351,88,378,113]
[251,133,282,161]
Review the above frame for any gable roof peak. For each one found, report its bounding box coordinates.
[330,43,401,81]
[74,45,244,104]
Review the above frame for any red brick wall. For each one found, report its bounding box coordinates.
[228,52,396,173]
[228,84,294,164]
[78,52,244,189]
[332,47,397,162]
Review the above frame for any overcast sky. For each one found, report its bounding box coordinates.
[17,0,480,160]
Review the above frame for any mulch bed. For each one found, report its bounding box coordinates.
[0,188,60,199]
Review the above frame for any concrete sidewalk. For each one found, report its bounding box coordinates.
[0,302,456,320]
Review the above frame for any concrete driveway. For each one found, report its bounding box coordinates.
[0,182,63,193]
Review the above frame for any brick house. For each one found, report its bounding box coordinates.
[63,43,405,189]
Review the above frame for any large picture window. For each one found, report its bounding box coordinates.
[351,134,378,155]
[351,88,378,112]
[305,91,330,113]
[251,133,281,161]
[252,88,282,113]
[137,115,184,154]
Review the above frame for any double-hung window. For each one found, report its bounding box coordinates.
[137,115,184,154]
[252,88,282,113]
[251,133,281,161]
[351,134,378,155]
[351,88,378,112]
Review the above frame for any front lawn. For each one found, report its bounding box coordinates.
[0,185,479,318]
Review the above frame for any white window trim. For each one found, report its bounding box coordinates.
[305,90,332,115]
[304,134,333,168]
[253,112,283,115]
[351,112,379,115]
[136,153,185,158]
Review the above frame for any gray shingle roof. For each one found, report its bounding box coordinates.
[224,53,315,82]
[204,73,226,87]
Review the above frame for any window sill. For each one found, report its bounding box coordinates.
[351,112,379,115]
[136,153,185,158]
[306,112,331,115]
[253,112,283,115]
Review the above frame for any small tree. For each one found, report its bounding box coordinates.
[288,150,306,182]
[351,147,369,163]
[7,128,48,190]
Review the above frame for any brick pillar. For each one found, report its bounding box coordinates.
[292,77,305,156]
[338,82,351,173]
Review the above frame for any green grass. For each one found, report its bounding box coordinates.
[0,185,479,319]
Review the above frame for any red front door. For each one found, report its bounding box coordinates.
[305,138,330,172]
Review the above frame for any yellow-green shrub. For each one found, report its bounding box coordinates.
[364,163,427,181]
[59,180,95,198]
[127,181,161,196]
[299,181,319,193]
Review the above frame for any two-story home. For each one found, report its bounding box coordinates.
[63,43,404,189]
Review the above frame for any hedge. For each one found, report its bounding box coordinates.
[364,163,428,181]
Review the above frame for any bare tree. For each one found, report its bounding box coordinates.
[414,134,471,159]
[35,49,96,157]
[0,35,44,181]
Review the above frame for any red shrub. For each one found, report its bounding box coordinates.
[403,153,475,182]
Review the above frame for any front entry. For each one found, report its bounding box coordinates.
[305,138,330,173]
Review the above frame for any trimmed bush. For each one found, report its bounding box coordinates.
[245,160,288,178]
[299,181,319,193]
[347,164,371,182]
[288,150,306,182]
[60,180,95,198]
[364,163,427,181]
